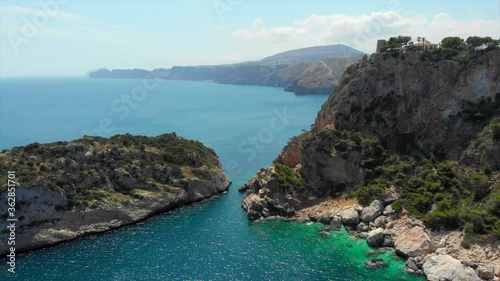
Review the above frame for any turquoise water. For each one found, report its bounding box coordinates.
[0,78,421,280]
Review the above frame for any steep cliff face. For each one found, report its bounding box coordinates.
[241,49,500,219]
[240,48,500,280]
[316,50,499,159]
[0,133,230,255]
[285,57,362,94]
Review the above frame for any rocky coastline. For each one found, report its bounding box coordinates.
[0,133,230,256]
[240,46,500,280]
[249,196,499,280]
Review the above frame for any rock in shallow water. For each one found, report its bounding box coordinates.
[329,215,342,230]
[365,258,388,268]
[366,228,384,246]
[340,208,359,225]
[404,258,424,276]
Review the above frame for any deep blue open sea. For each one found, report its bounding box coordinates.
[0,77,422,280]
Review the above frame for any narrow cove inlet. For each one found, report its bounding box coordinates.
[0,78,422,280]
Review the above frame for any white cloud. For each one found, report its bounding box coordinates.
[0,5,100,25]
[231,12,500,53]
[0,5,145,46]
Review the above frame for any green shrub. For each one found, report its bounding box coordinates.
[354,179,388,205]
[492,220,500,238]
[273,163,306,192]
[484,163,492,175]
[493,122,500,141]
[424,209,461,230]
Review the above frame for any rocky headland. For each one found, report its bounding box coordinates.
[240,43,500,280]
[89,44,364,95]
[0,133,230,255]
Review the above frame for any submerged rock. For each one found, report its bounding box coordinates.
[365,258,388,268]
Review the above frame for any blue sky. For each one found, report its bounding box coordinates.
[1,0,499,76]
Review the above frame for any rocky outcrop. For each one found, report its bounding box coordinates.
[365,258,388,268]
[423,255,481,281]
[240,48,500,280]
[239,167,303,220]
[0,133,230,255]
[462,118,500,170]
[477,266,495,280]
[360,200,384,222]
[395,227,436,258]
[367,228,384,246]
[315,49,500,160]
[340,208,360,225]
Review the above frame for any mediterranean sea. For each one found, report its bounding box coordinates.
[0,77,422,280]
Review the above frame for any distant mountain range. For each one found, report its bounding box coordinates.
[89,44,365,95]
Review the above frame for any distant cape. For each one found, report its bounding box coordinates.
[88,44,365,95]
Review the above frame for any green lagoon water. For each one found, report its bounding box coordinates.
[0,77,422,280]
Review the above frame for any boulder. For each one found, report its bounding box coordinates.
[373,215,387,228]
[423,255,481,281]
[360,200,384,222]
[356,222,370,232]
[494,264,500,277]
[365,258,388,268]
[382,237,395,247]
[340,208,359,225]
[317,213,333,224]
[367,228,384,246]
[477,266,494,280]
[383,205,395,216]
[405,258,424,276]
[381,194,397,205]
[395,227,436,257]
[329,215,342,230]
[318,231,331,238]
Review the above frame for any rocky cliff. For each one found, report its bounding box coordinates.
[240,48,500,280]
[0,133,230,255]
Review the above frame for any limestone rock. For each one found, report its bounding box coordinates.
[356,222,370,232]
[329,215,342,230]
[365,258,388,268]
[0,133,231,256]
[382,237,395,247]
[373,215,387,228]
[423,255,481,281]
[383,205,395,216]
[367,228,384,246]
[405,258,424,276]
[395,227,436,257]
[340,208,360,225]
[360,200,384,222]
[477,266,494,280]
